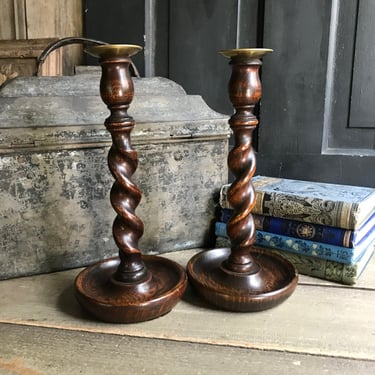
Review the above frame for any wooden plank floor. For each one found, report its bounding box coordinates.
[1,248,374,374]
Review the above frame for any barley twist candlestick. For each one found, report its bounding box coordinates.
[74,45,187,323]
[187,48,298,312]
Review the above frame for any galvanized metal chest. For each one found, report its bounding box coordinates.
[0,70,229,279]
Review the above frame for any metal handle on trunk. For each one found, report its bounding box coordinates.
[36,37,140,77]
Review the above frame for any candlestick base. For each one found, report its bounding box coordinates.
[187,247,298,312]
[75,255,187,323]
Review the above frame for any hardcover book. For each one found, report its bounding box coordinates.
[214,236,374,285]
[219,208,375,248]
[219,176,375,230]
[271,246,374,285]
[214,221,375,264]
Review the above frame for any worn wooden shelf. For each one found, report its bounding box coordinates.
[1,248,375,374]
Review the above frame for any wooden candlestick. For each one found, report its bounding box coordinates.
[74,45,187,323]
[187,48,298,312]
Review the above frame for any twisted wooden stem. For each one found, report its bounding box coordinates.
[186,48,297,312]
[99,57,147,283]
[74,44,187,323]
[225,58,262,273]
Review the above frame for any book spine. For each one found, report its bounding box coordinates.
[219,208,233,223]
[214,235,374,285]
[215,221,228,238]
[254,191,359,229]
[219,208,358,248]
[219,183,370,229]
[254,231,367,264]
[214,222,370,264]
[266,248,374,285]
[255,215,356,247]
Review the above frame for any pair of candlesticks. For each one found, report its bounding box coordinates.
[74,44,298,323]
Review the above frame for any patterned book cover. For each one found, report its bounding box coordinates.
[219,208,374,248]
[219,176,375,229]
[214,221,375,264]
[214,236,374,285]
[271,246,374,285]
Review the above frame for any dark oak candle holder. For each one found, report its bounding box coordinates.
[187,48,298,312]
[74,45,187,323]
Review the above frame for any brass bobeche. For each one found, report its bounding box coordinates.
[86,44,142,58]
[219,48,273,59]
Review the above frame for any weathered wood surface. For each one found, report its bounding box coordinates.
[0,249,374,367]
[0,0,27,40]
[0,38,62,77]
[0,76,229,279]
[0,323,374,375]
[0,0,83,75]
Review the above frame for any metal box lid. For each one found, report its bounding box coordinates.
[0,69,230,279]
[0,68,229,152]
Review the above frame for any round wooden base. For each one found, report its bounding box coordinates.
[75,255,187,323]
[187,247,298,312]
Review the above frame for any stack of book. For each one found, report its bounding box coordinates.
[215,176,375,285]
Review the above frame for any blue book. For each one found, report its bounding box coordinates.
[215,221,229,238]
[215,235,374,285]
[219,208,375,248]
[219,176,375,229]
[214,221,375,264]
[270,245,374,285]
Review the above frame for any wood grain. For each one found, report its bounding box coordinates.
[1,323,374,375]
[26,0,83,74]
[0,0,20,39]
[1,0,83,75]
[0,249,374,361]
[0,38,61,77]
